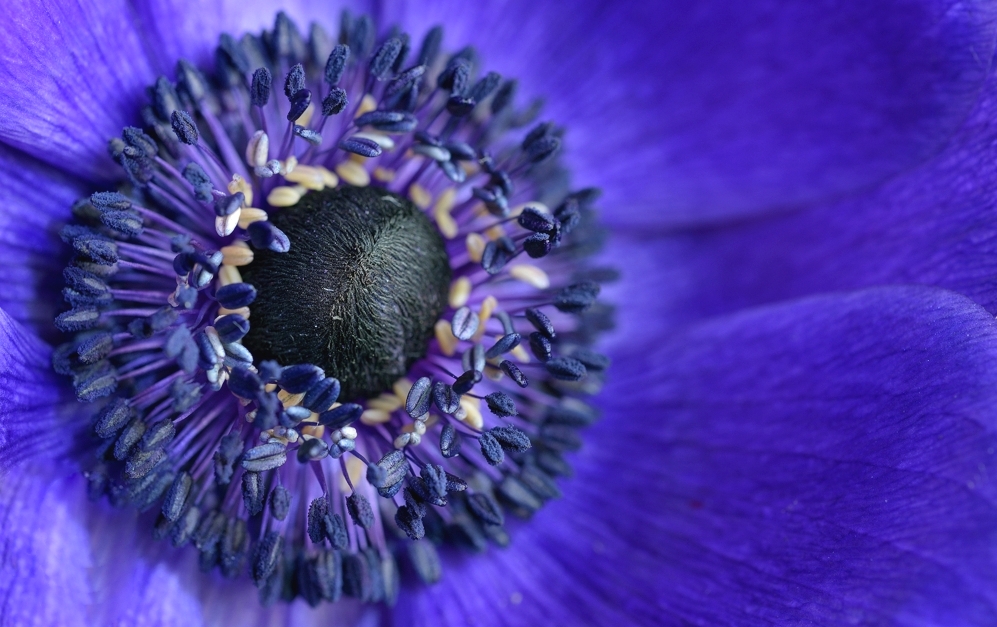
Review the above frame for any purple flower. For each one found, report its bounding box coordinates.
[1,1,996,626]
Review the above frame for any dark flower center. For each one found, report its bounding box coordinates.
[241,187,451,401]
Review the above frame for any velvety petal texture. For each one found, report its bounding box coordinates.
[0,307,80,471]
[0,0,159,181]
[0,145,86,341]
[639,54,997,327]
[397,286,997,625]
[382,0,997,227]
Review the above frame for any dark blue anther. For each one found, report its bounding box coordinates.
[72,235,118,265]
[214,314,250,344]
[421,464,448,502]
[555,199,581,233]
[169,379,202,413]
[151,76,180,121]
[100,210,143,237]
[64,267,110,300]
[251,67,272,107]
[280,405,311,427]
[94,397,132,438]
[247,220,291,253]
[520,464,562,500]
[384,65,425,99]
[138,420,177,451]
[177,59,209,102]
[469,71,501,102]
[498,475,543,514]
[525,308,555,339]
[252,531,283,586]
[287,89,312,121]
[524,233,551,258]
[302,377,341,412]
[220,518,250,578]
[554,281,600,312]
[324,44,350,85]
[437,58,469,91]
[491,425,531,452]
[270,485,291,521]
[432,381,461,414]
[182,162,213,202]
[572,348,610,371]
[307,497,330,544]
[279,363,325,393]
[408,540,442,585]
[526,136,560,164]
[438,160,466,183]
[76,333,114,364]
[518,206,556,233]
[284,63,306,98]
[545,356,587,381]
[126,448,167,480]
[294,126,323,145]
[485,332,521,359]
[369,37,403,80]
[472,185,509,217]
[478,431,504,465]
[241,442,287,472]
[405,376,432,418]
[394,505,425,540]
[74,366,118,402]
[347,493,375,530]
[499,360,529,388]
[217,32,250,77]
[322,88,349,116]
[485,392,518,417]
[529,331,552,362]
[214,192,244,217]
[90,191,132,210]
[297,437,329,463]
[451,306,478,341]
[254,391,281,430]
[368,450,409,491]
[491,80,519,115]
[170,506,201,548]
[228,366,263,399]
[338,136,382,158]
[481,240,512,275]
[171,110,199,145]
[213,433,243,486]
[115,418,147,460]
[467,493,504,526]
[122,127,157,157]
[55,307,100,332]
[162,472,192,522]
[452,369,481,395]
[258,360,283,383]
[215,282,256,309]
[417,25,443,67]
[318,403,363,430]
[350,14,375,57]
[444,141,475,162]
[354,110,418,132]
[439,423,461,458]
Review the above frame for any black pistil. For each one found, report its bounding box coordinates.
[242,187,451,401]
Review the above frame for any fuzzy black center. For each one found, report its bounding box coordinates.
[242,186,452,401]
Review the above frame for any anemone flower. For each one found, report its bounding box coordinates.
[2,1,996,626]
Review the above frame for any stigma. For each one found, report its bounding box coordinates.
[52,10,613,606]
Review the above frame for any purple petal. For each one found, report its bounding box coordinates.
[403,285,997,624]
[0,0,161,181]
[644,67,997,327]
[0,144,86,342]
[0,307,78,471]
[380,0,997,228]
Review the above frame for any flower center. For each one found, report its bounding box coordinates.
[241,187,451,401]
[51,9,613,607]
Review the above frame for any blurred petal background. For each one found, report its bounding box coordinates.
[2,0,996,625]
